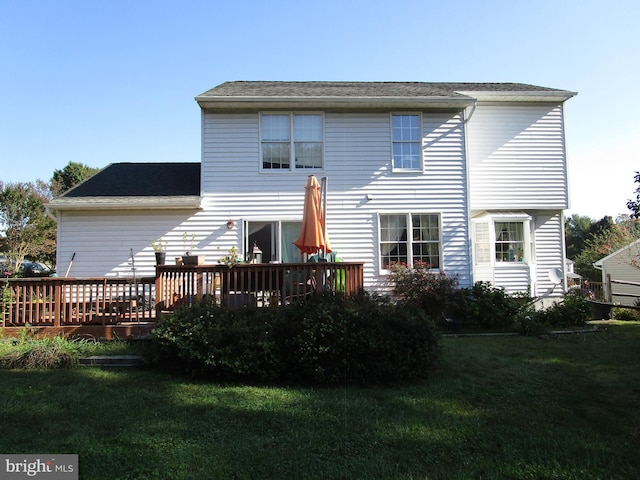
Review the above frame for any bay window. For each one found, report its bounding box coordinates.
[473,215,532,264]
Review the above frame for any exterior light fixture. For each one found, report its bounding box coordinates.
[226,219,235,229]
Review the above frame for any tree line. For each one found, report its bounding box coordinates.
[0,162,98,271]
[566,171,640,281]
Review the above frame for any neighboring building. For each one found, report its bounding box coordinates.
[47,81,576,298]
[594,239,640,306]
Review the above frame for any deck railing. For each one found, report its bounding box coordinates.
[0,262,365,328]
[1,276,156,327]
[155,262,365,312]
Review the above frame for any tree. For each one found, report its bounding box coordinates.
[565,214,595,259]
[627,171,640,219]
[0,181,56,270]
[50,161,99,197]
[574,215,640,281]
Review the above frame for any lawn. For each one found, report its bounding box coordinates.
[1,323,639,479]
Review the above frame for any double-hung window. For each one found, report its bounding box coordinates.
[379,213,441,269]
[261,113,323,170]
[391,114,422,170]
[495,222,525,262]
[473,215,531,264]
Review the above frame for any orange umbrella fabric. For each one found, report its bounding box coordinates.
[293,175,331,255]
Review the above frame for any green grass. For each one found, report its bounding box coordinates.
[1,323,639,479]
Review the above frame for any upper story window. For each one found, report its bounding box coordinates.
[379,213,441,270]
[391,114,422,171]
[261,113,323,170]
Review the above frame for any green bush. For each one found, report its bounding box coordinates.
[150,299,280,381]
[388,261,458,321]
[151,293,441,385]
[388,262,523,331]
[525,292,591,328]
[611,307,640,322]
[455,282,523,330]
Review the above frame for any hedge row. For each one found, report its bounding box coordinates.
[151,293,441,386]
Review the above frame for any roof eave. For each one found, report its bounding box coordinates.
[195,96,476,110]
[46,196,203,211]
[457,90,577,102]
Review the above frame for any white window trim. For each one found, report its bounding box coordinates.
[242,218,304,263]
[473,213,533,266]
[259,112,325,172]
[377,212,443,274]
[390,112,424,173]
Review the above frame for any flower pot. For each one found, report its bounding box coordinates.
[154,252,166,265]
[182,255,205,266]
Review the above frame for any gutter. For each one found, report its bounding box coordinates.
[45,196,203,212]
[194,95,477,110]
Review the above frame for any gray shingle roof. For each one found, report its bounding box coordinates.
[197,81,570,98]
[61,163,200,197]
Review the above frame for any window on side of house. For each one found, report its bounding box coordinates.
[473,218,530,264]
[474,222,491,264]
[261,113,323,170]
[379,213,441,269]
[391,114,422,171]
[495,221,525,262]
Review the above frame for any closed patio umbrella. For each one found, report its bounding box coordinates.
[293,175,331,257]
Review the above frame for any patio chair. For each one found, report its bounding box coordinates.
[308,251,345,293]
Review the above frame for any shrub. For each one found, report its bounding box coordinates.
[388,261,459,321]
[150,298,280,382]
[462,282,523,330]
[611,307,640,322]
[525,292,591,328]
[388,262,523,331]
[151,292,441,385]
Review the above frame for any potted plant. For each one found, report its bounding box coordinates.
[181,232,204,265]
[218,246,241,267]
[150,238,167,265]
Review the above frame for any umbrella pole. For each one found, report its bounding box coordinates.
[321,176,328,260]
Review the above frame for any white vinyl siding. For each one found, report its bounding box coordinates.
[198,110,471,291]
[55,210,206,278]
[532,212,566,297]
[466,103,568,210]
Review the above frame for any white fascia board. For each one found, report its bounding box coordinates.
[46,196,202,211]
[194,96,476,110]
[456,90,577,103]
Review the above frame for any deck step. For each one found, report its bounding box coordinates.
[79,355,145,367]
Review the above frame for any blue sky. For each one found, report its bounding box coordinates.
[1,0,638,220]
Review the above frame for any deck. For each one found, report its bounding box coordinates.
[0,262,364,339]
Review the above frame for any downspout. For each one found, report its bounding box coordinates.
[462,101,477,287]
[45,206,57,222]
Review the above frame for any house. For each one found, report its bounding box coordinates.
[594,239,640,306]
[46,81,576,299]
